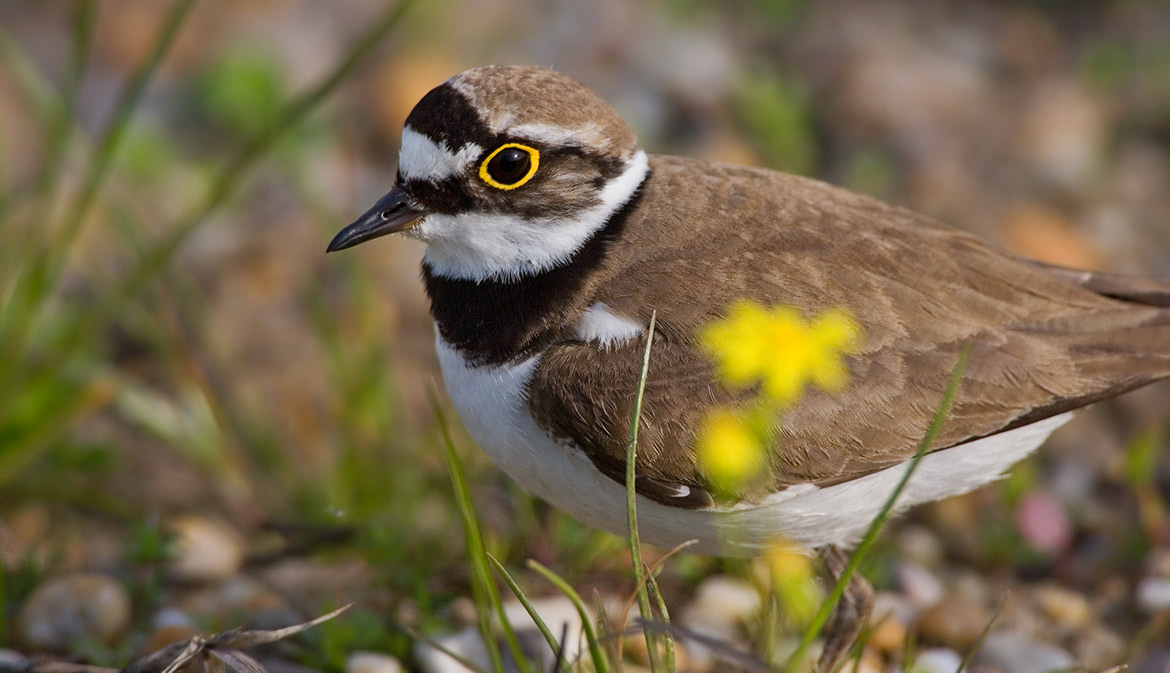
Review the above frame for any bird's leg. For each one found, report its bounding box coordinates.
[816,545,874,672]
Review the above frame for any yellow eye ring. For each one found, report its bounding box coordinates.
[479,143,540,190]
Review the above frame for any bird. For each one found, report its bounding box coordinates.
[328,64,1170,666]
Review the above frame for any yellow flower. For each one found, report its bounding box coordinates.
[699,301,859,405]
[764,540,821,626]
[697,407,765,492]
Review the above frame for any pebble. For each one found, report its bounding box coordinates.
[347,651,404,673]
[867,612,907,655]
[413,597,596,673]
[0,650,28,668]
[1014,490,1072,554]
[414,627,491,673]
[168,516,246,582]
[176,575,290,623]
[895,561,943,610]
[1071,623,1125,670]
[1033,584,1090,630]
[141,607,200,653]
[1018,78,1108,189]
[686,575,762,625]
[1136,576,1170,613]
[911,647,963,673]
[16,572,132,652]
[680,575,760,669]
[918,590,993,650]
[868,592,911,654]
[1131,647,1170,673]
[850,648,884,673]
[1146,548,1170,577]
[501,596,586,664]
[974,631,1075,673]
[897,525,944,567]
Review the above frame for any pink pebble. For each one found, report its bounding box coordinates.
[1015,490,1073,553]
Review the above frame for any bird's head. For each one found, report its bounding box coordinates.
[327,65,649,282]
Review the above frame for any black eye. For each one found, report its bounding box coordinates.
[488,148,530,184]
[480,144,540,189]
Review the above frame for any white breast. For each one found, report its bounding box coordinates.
[435,333,1071,556]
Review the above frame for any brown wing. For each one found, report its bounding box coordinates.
[1017,259,1170,307]
[528,155,1170,501]
[528,336,728,508]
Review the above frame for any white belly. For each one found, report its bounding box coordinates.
[436,333,1071,556]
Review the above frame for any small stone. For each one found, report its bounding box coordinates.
[917,590,992,650]
[896,561,943,610]
[1131,647,1170,673]
[687,575,762,625]
[1146,548,1170,577]
[142,622,200,654]
[975,631,1075,673]
[680,575,760,669]
[0,650,28,668]
[347,651,404,673]
[851,648,884,673]
[1017,79,1108,189]
[501,596,586,664]
[911,648,963,673]
[1001,204,1103,270]
[1033,584,1091,630]
[897,525,944,567]
[414,627,490,673]
[869,592,912,655]
[1136,576,1170,613]
[177,575,290,623]
[1014,490,1072,554]
[867,610,907,655]
[16,572,132,652]
[168,516,245,583]
[1071,624,1125,670]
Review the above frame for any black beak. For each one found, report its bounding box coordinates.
[327,185,429,253]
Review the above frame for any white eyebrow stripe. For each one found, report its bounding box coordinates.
[399,126,483,181]
[507,122,598,146]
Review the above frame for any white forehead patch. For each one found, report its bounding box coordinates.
[399,126,482,182]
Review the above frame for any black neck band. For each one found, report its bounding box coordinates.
[423,179,647,365]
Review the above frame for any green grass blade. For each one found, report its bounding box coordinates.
[528,560,612,673]
[0,0,195,421]
[431,386,533,673]
[785,345,970,669]
[0,29,58,122]
[645,567,676,672]
[626,312,669,672]
[55,0,197,251]
[488,554,572,673]
[0,0,416,425]
[432,390,508,673]
[593,591,622,668]
[117,0,419,290]
[760,595,778,666]
[955,594,1006,673]
[36,0,96,212]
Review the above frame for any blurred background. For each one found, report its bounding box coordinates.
[1,0,1168,670]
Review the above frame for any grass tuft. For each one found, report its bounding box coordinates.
[625,311,672,672]
[785,345,970,669]
[432,384,533,673]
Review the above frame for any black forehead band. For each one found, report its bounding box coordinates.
[405,83,495,150]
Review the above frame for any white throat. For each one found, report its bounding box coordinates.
[419,149,649,282]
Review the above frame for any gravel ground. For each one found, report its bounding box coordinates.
[1,1,1168,671]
